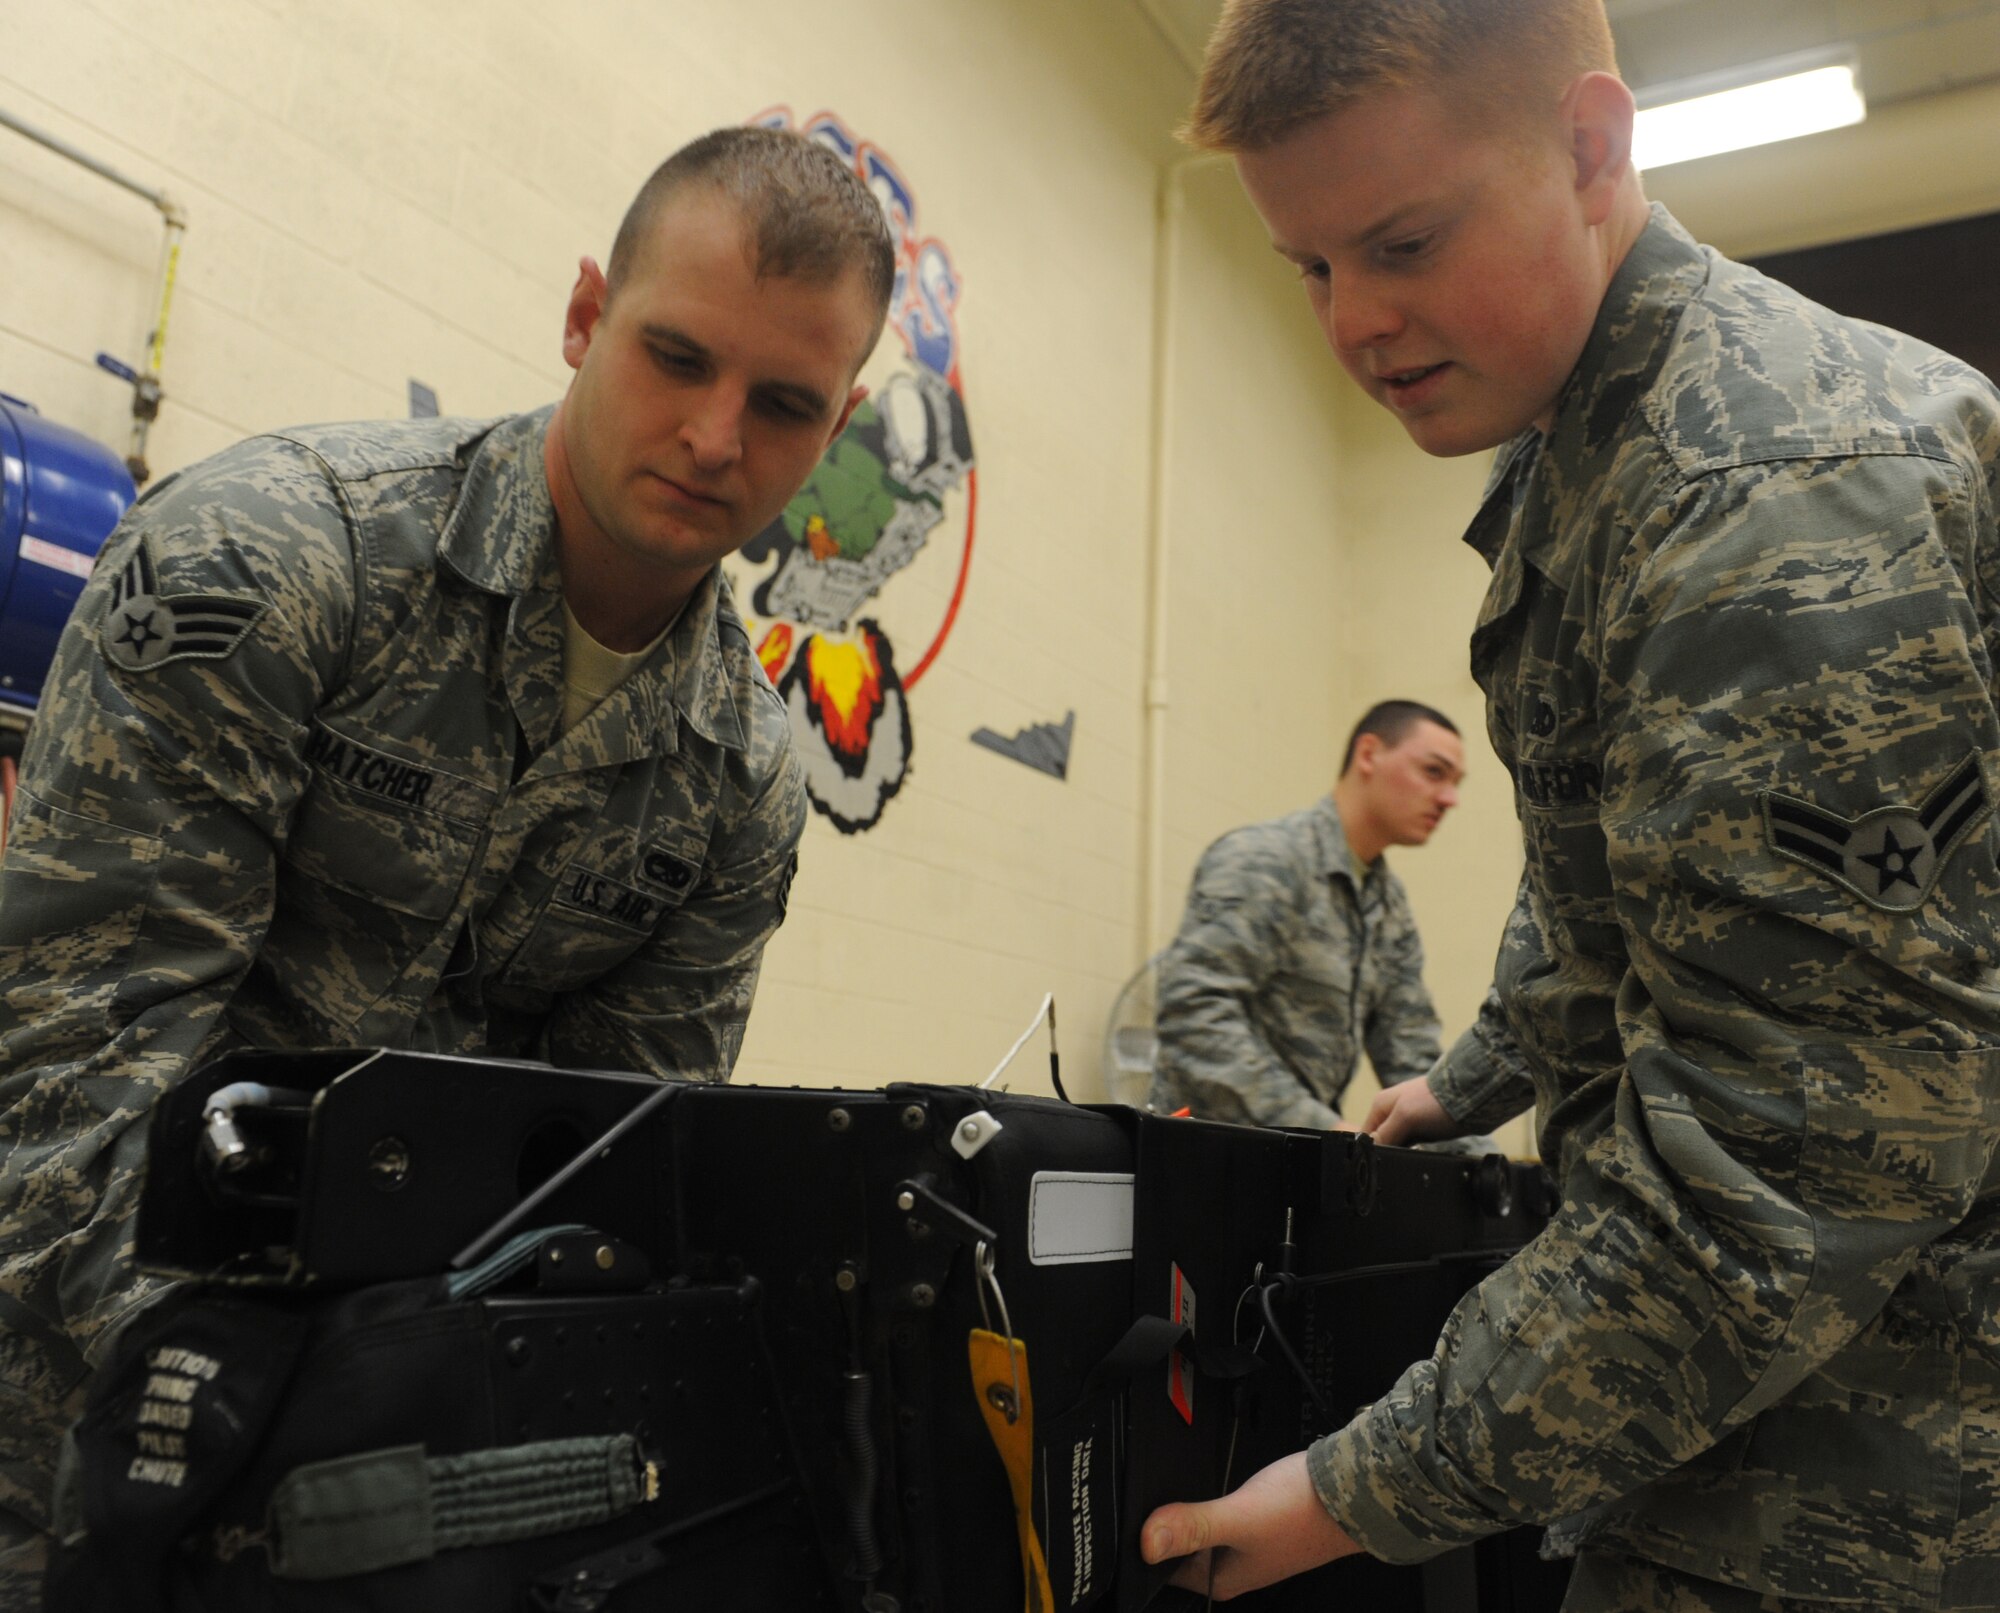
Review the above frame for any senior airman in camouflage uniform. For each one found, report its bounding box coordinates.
[1142,4,2000,1609]
[0,126,894,1606]
[1318,199,2000,1610]
[1148,702,1465,1127]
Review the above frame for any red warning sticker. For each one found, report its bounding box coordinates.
[1168,1263,1196,1425]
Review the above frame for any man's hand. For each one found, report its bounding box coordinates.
[1362,1077,1464,1147]
[1141,1452,1363,1599]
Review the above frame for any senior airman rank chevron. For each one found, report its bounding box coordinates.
[102,538,265,673]
[1761,754,1991,913]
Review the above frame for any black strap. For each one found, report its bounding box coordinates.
[1081,1314,1264,1401]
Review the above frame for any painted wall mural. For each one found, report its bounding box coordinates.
[731,107,976,834]
[972,712,1075,781]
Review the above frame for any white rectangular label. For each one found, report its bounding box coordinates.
[19,534,96,580]
[1028,1171,1134,1266]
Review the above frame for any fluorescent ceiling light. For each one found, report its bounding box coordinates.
[1633,62,1866,170]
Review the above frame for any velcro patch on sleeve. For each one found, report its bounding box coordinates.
[1761,752,1990,913]
[638,845,700,898]
[102,538,266,672]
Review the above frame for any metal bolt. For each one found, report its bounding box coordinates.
[595,1245,615,1270]
[828,1107,852,1133]
[959,1119,982,1140]
[909,1282,936,1309]
[835,1269,858,1293]
[366,1136,410,1190]
[547,1247,565,1265]
[901,1104,927,1132]
[896,1190,916,1212]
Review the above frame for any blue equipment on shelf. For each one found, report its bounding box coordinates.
[0,392,135,720]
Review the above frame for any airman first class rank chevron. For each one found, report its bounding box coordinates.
[1762,753,1990,913]
[102,538,266,673]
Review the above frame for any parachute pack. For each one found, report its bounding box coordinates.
[51,1048,1569,1612]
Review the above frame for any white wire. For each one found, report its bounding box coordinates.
[979,991,1053,1090]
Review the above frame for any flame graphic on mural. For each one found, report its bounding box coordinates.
[800,633,887,776]
[776,618,912,833]
[756,622,794,683]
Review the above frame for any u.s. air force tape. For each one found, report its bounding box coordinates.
[1761,752,1990,913]
[102,538,265,672]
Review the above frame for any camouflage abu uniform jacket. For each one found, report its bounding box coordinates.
[1148,796,1442,1127]
[1310,206,2000,1607]
[0,407,805,1536]
[1427,881,1542,1133]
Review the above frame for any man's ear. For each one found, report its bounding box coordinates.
[562,256,611,372]
[1568,71,1636,226]
[830,383,869,441]
[1352,732,1382,778]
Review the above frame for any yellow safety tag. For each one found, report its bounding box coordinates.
[969,1327,1056,1613]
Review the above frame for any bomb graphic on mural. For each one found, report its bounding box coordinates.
[730,107,977,835]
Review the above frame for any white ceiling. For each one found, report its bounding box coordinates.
[1138,0,2000,108]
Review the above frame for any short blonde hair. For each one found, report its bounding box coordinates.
[1184,0,1617,152]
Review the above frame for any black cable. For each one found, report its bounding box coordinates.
[841,1370,885,1580]
[1249,1252,1507,1426]
[1047,999,1071,1103]
[1207,1385,1248,1613]
[1256,1282,1332,1423]
[1283,1256,1447,1289]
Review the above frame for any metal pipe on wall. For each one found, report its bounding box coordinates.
[1136,152,1228,965]
[0,104,187,484]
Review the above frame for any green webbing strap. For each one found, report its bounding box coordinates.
[267,1434,649,1580]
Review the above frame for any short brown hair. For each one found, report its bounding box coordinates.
[608,127,896,351]
[1340,699,1458,774]
[1185,0,1617,153]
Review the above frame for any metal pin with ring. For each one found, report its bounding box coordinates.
[974,1239,1024,1424]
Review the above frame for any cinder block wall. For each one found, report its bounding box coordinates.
[0,0,1379,1106]
[12,3,1991,1150]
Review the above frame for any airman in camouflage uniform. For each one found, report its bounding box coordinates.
[0,126,895,1606]
[1149,797,1443,1126]
[1142,4,2000,1608]
[1313,201,2000,1611]
[1148,703,1465,1127]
